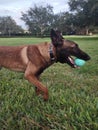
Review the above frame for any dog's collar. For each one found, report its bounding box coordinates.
[49,44,55,62]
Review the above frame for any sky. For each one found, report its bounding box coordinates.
[0,0,69,29]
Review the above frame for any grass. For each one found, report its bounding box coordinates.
[0,36,98,130]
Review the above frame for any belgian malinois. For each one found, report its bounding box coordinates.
[0,29,90,100]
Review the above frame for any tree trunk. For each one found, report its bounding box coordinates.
[85,26,89,35]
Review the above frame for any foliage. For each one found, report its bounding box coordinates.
[0,16,23,36]
[21,5,54,37]
[21,0,98,36]
[68,0,98,34]
[0,1,98,36]
[0,36,98,130]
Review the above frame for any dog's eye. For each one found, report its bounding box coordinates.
[75,44,78,47]
[71,44,78,48]
[72,44,78,48]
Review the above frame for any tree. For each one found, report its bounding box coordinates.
[50,12,77,35]
[68,0,98,34]
[21,5,54,37]
[0,16,23,36]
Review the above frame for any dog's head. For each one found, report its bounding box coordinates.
[51,29,90,68]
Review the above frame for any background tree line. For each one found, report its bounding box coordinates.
[0,0,98,37]
[0,16,23,36]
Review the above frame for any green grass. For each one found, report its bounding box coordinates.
[0,37,50,46]
[0,36,98,130]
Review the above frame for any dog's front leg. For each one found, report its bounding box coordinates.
[25,73,49,101]
[35,77,42,96]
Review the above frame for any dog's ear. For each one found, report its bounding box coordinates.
[50,29,58,38]
[50,29,64,47]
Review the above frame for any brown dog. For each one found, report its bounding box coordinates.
[0,29,90,100]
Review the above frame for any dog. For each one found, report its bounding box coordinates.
[0,29,90,100]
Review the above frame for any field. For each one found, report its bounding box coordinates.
[0,36,98,130]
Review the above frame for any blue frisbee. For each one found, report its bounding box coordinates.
[74,58,86,67]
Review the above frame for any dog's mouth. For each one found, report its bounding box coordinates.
[66,53,90,68]
[66,56,79,68]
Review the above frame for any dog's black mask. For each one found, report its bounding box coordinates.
[51,29,90,68]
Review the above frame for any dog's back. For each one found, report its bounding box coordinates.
[0,43,51,72]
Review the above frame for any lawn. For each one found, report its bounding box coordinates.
[0,36,98,130]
